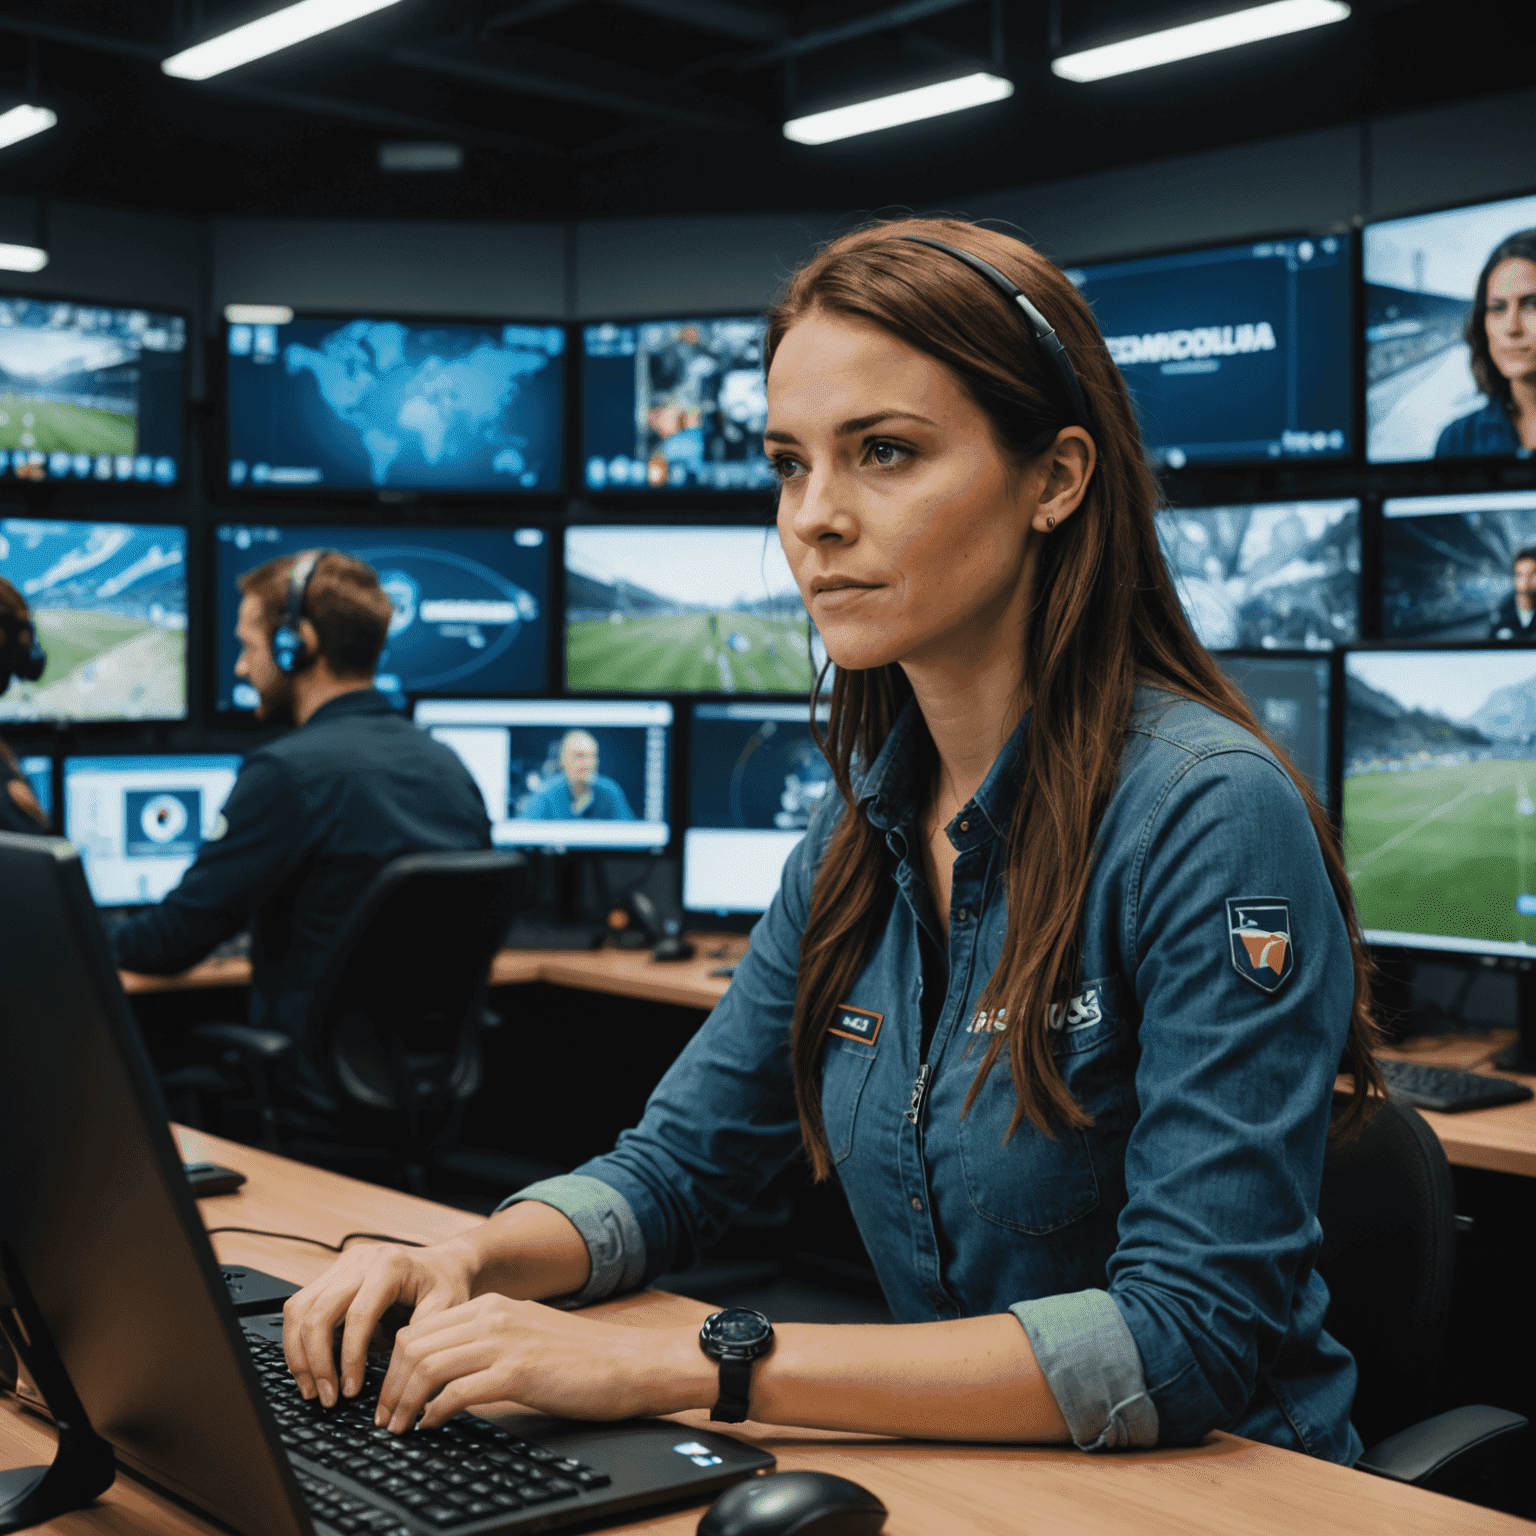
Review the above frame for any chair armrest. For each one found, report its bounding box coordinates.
[192,1022,295,1060]
[1357,1404,1529,1491]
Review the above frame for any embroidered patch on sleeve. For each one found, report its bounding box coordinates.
[829,1004,882,1045]
[1227,897,1295,994]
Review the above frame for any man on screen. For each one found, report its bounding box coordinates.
[1490,547,1536,641]
[519,729,635,820]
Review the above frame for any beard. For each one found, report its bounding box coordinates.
[254,671,297,724]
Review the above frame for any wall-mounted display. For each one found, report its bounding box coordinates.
[1218,655,1332,808]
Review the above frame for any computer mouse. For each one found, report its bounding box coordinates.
[698,1470,887,1536]
[652,934,696,962]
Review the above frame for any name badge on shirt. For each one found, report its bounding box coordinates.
[829,1004,882,1045]
[1227,897,1295,994]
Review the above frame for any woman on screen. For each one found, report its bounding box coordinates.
[1435,228,1536,458]
[282,220,1381,1464]
[0,576,49,833]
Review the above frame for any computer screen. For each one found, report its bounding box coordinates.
[0,516,187,722]
[414,698,671,850]
[1218,656,1332,807]
[1343,648,1536,957]
[64,754,242,906]
[17,753,52,822]
[1364,191,1536,463]
[684,701,831,914]
[1064,235,1352,468]
[213,523,548,711]
[0,294,186,486]
[1156,499,1360,651]
[565,524,815,695]
[225,314,566,493]
[580,317,774,492]
[1381,491,1536,641]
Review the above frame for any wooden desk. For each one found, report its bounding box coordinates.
[2,1127,1523,1536]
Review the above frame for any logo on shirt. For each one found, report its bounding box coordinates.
[829,1003,882,1045]
[1047,986,1103,1032]
[1227,898,1294,994]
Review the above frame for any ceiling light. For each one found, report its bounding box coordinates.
[378,142,464,173]
[162,0,409,82]
[783,72,1014,147]
[1052,0,1349,83]
[0,104,57,152]
[224,303,294,324]
[0,243,49,273]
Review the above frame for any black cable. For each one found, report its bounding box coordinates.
[206,1226,426,1253]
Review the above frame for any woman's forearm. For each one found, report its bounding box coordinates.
[449,1200,593,1302]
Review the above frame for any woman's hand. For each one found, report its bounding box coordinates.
[373,1295,710,1432]
[283,1240,477,1407]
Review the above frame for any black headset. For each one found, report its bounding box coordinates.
[0,608,47,694]
[270,548,335,676]
[898,234,1092,430]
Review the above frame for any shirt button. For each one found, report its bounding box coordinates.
[956,908,968,923]
[958,820,969,832]
[911,1197,923,1211]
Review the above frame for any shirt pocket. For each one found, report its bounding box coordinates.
[955,976,1132,1235]
[820,1037,879,1165]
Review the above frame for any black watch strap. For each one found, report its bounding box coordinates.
[710,1356,754,1423]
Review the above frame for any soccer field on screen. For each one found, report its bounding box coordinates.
[0,393,136,456]
[567,612,813,694]
[1344,757,1536,947]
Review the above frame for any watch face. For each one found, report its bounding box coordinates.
[704,1308,772,1348]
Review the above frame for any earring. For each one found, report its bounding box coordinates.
[1046,515,1055,530]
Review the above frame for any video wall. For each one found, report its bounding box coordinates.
[4,181,1536,938]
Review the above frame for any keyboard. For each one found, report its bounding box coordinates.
[246,1335,610,1529]
[1376,1057,1535,1113]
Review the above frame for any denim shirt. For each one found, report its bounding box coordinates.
[504,688,1362,1462]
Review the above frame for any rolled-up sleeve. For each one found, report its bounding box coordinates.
[1105,749,1355,1446]
[495,1174,646,1307]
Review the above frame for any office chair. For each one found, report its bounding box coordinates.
[1317,1094,1527,1498]
[191,850,527,1193]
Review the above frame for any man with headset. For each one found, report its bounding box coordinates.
[112,550,491,1070]
[0,574,51,834]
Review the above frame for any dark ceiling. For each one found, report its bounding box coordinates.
[0,0,1526,223]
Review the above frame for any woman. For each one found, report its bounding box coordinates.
[283,219,1381,1461]
[0,575,50,834]
[1435,228,1536,458]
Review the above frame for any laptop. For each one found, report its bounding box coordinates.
[0,831,774,1536]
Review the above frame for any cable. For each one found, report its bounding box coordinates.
[206,1226,426,1253]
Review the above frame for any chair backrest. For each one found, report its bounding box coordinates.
[305,850,526,1119]
[1316,1095,1458,1448]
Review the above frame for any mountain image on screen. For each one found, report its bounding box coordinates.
[284,321,553,487]
[1344,654,1536,948]
[0,518,186,722]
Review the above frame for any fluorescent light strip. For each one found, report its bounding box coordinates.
[784,72,1014,147]
[0,243,48,273]
[162,0,408,81]
[1052,0,1349,83]
[0,104,58,151]
[224,303,295,324]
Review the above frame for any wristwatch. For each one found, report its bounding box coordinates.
[698,1308,775,1423]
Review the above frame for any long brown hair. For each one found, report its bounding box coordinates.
[768,218,1383,1180]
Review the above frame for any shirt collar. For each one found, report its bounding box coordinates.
[303,688,395,727]
[856,696,1031,850]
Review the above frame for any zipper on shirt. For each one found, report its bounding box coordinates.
[905,1063,931,1125]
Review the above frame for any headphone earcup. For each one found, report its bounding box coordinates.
[271,624,304,676]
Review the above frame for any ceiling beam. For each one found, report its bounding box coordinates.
[481,0,584,32]
[610,0,788,42]
[736,0,980,69]
[390,40,761,131]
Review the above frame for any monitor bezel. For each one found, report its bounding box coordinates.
[205,514,555,724]
[217,307,571,502]
[0,285,191,495]
[1360,183,1536,470]
[0,511,192,727]
[575,308,776,500]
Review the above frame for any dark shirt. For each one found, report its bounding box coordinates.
[1489,594,1536,642]
[0,750,48,836]
[520,773,636,821]
[1435,398,1529,459]
[111,690,491,1041]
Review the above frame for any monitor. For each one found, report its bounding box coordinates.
[225,314,566,493]
[0,293,186,486]
[1364,191,1536,464]
[17,753,51,822]
[414,698,671,850]
[565,524,815,695]
[1343,648,1536,957]
[213,523,548,711]
[64,753,242,906]
[1382,490,1536,641]
[1218,656,1332,807]
[0,516,188,722]
[1063,234,1352,468]
[580,317,774,491]
[1156,499,1360,651]
[684,701,831,915]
